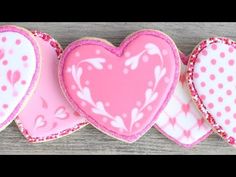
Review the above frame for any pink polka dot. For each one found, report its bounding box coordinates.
[211,44,217,50]
[225,106,231,112]
[220,52,225,58]
[2,60,8,65]
[1,86,7,91]
[1,37,6,42]
[217,112,222,117]
[196,58,201,63]
[22,55,28,61]
[227,76,233,82]
[210,74,215,80]
[193,73,199,78]
[208,103,214,109]
[202,50,208,56]
[15,39,21,45]
[228,59,234,66]
[218,97,223,102]
[218,67,224,73]
[218,83,223,89]
[211,59,216,65]
[233,127,236,133]
[234,113,236,119]
[200,66,206,72]
[234,99,236,104]
[2,104,8,109]
[200,82,206,87]
[229,47,234,53]
[226,90,232,95]
[209,89,214,94]
[21,80,26,85]
[200,95,206,100]
[225,119,230,125]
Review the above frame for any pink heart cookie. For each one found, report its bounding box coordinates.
[155,52,212,148]
[59,30,180,142]
[0,25,41,131]
[187,37,236,146]
[15,31,88,143]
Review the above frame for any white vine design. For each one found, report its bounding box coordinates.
[71,43,166,132]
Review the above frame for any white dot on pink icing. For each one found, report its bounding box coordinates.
[125,52,131,57]
[75,52,80,57]
[142,55,149,62]
[162,49,168,56]
[123,68,129,74]
[96,49,101,55]
[67,68,71,73]
[107,64,113,70]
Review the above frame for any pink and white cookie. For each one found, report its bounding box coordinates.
[58,29,180,143]
[155,52,212,148]
[15,31,88,143]
[0,25,41,132]
[187,37,236,146]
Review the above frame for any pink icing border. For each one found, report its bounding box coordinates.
[186,37,236,146]
[154,52,212,148]
[58,29,180,143]
[15,30,88,143]
[0,25,41,132]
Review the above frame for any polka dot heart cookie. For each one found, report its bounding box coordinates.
[58,29,180,143]
[0,25,41,132]
[15,31,88,143]
[155,52,212,148]
[187,37,236,146]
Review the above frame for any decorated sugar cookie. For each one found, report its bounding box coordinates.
[0,25,41,132]
[15,31,88,143]
[155,52,212,148]
[187,37,236,146]
[58,30,180,143]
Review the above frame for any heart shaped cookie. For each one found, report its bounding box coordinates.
[155,52,212,148]
[59,30,180,142]
[15,31,88,143]
[0,25,41,131]
[187,37,236,146]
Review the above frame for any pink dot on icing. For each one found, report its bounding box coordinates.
[208,103,214,109]
[1,37,6,42]
[234,113,236,119]
[21,80,26,85]
[218,83,223,89]
[218,67,224,73]
[227,76,233,82]
[225,119,230,125]
[209,89,214,94]
[22,55,28,61]
[218,97,223,102]
[226,90,232,95]
[234,99,236,104]
[200,66,206,72]
[2,60,8,65]
[2,104,8,109]
[220,52,225,58]
[225,106,231,112]
[210,74,215,80]
[1,86,7,91]
[229,47,234,53]
[217,112,222,117]
[202,50,208,56]
[193,73,199,78]
[233,127,236,133]
[200,82,206,87]
[211,59,216,65]
[228,59,234,66]
[196,58,201,63]
[211,44,217,50]
[200,95,206,100]
[15,39,21,45]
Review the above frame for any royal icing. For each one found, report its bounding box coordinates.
[155,52,212,148]
[0,25,41,131]
[15,31,88,143]
[59,30,180,142]
[187,37,236,146]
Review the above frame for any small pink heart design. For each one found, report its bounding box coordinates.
[181,103,190,115]
[183,130,191,138]
[55,106,69,119]
[169,117,176,126]
[0,25,41,132]
[187,37,236,146]
[35,115,47,128]
[59,30,180,142]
